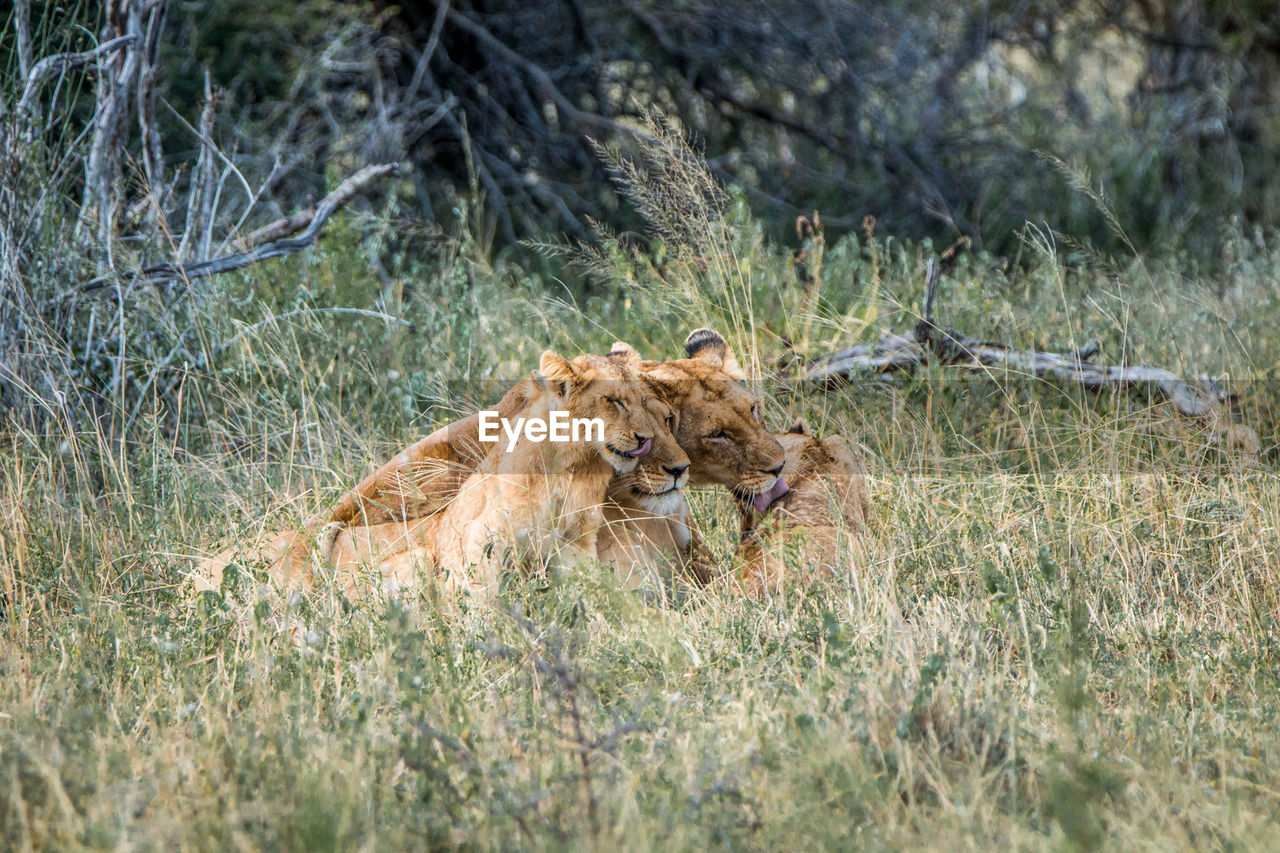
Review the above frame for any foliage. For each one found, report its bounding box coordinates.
[187,0,1280,261]
[0,0,401,436]
[4,113,1280,848]
[23,0,1265,264]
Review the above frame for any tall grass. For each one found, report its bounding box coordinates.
[3,120,1280,849]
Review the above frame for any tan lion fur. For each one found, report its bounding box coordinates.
[596,391,697,595]
[313,328,784,530]
[317,348,660,600]
[192,329,784,596]
[737,419,870,598]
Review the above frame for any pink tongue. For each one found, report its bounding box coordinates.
[628,437,652,457]
[752,477,790,512]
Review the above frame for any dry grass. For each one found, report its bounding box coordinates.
[3,128,1280,849]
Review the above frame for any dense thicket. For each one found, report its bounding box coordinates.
[6,0,1280,263]
[164,0,1280,256]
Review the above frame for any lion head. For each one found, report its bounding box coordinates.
[736,418,870,598]
[637,329,787,508]
[758,418,868,530]
[604,389,691,516]
[538,348,657,475]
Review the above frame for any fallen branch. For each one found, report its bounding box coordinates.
[72,162,401,298]
[808,259,1257,445]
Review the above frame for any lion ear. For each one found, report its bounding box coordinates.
[607,341,642,369]
[684,328,745,379]
[787,417,811,435]
[539,350,579,384]
[684,328,726,363]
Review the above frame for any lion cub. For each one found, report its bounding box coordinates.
[322,348,659,599]
[737,419,870,598]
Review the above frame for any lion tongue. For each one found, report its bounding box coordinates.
[752,477,790,512]
[627,437,652,458]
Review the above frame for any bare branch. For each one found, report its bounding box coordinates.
[443,6,643,140]
[15,0,33,78]
[80,4,144,249]
[808,260,1257,443]
[16,34,138,119]
[137,1,169,215]
[72,163,402,297]
[407,0,450,96]
[176,77,221,260]
[236,206,318,249]
[913,257,940,343]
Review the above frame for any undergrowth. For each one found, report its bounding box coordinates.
[3,127,1280,849]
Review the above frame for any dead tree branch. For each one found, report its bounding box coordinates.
[136,0,168,216]
[16,34,138,121]
[14,1,33,80]
[80,2,145,249]
[73,163,402,297]
[808,259,1254,434]
[442,6,640,140]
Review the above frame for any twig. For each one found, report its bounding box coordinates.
[235,204,317,249]
[443,6,644,140]
[166,78,242,259]
[217,158,287,254]
[1074,339,1100,362]
[913,257,940,344]
[81,3,144,249]
[137,1,169,217]
[15,0,33,79]
[72,163,402,297]
[407,0,450,96]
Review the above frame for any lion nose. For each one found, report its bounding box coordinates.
[664,463,688,479]
[765,463,785,478]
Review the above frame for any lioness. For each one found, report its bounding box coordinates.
[318,367,699,598]
[194,329,785,594]
[309,515,437,596]
[596,390,698,594]
[319,348,659,599]
[637,329,788,509]
[737,419,870,598]
[313,329,786,530]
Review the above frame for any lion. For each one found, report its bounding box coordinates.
[314,347,660,599]
[310,328,786,529]
[595,389,699,595]
[193,328,786,595]
[315,365,703,600]
[736,418,870,598]
[194,514,345,595]
[307,515,438,596]
[637,328,787,508]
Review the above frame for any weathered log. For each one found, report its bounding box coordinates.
[808,259,1257,447]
